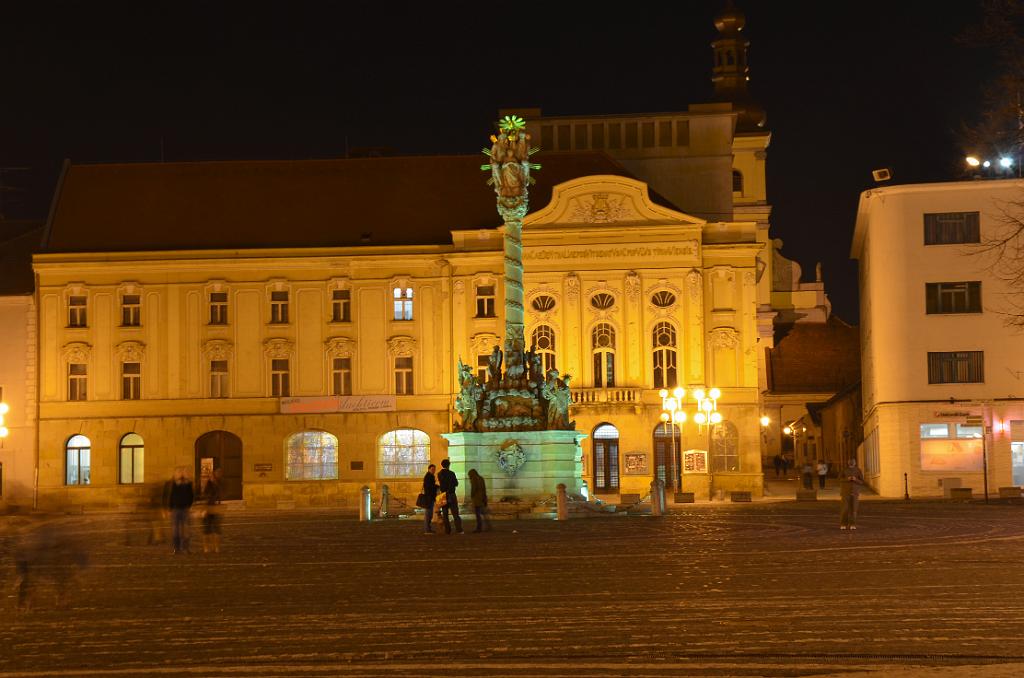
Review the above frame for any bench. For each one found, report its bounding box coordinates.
[948,487,973,501]
[674,492,695,504]
[730,491,752,503]
[999,486,1022,499]
[795,490,818,501]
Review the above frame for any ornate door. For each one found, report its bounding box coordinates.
[195,431,243,500]
[593,423,620,493]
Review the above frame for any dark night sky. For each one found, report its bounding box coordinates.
[0,1,995,322]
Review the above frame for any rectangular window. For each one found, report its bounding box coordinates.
[641,121,655,147]
[675,120,690,146]
[927,351,984,384]
[590,124,605,149]
[477,354,489,382]
[658,121,672,147]
[924,212,981,245]
[331,357,352,396]
[66,448,90,485]
[925,282,982,314]
[119,447,144,484]
[919,422,984,471]
[331,289,351,322]
[68,295,87,328]
[393,287,413,321]
[121,294,141,327]
[122,362,141,400]
[210,360,229,398]
[395,356,414,395]
[475,285,496,318]
[68,363,87,401]
[608,123,622,149]
[271,359,290,397]
[209,291,228,325]
[270,290,289,324]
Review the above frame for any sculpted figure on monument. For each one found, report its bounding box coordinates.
[542,369,574,430]
[525,343,543,386]
[487,345,503,385]
[454,358,483,431]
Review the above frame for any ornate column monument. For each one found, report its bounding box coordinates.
[442,116,585,503]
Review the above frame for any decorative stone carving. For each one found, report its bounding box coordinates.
[61,342,91,363]
[565,274,580,301]
[202,339,233,361]
[324,336,356,359]
[453,279,465,294]
[114,341,146,362]
[496,440,527,476]
[386,335,417,358]
[454,358,484,432]
[744,270,756,285]
[263,338,294,359]
[470,332,500,357]
[568,193,638,223]
[708,327,740,349]
[624,271,641,303]
[686,269,703,300]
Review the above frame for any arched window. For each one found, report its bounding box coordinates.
[285,430,339,480]
[653,423,681,489]
[590,292,615,310]
[651,290,676,308]
[379,429,430,478]
[532,325,557,374]
[732,169,743,194]
[66,434,91,486]
[652,322,678,389]
[711,421,740,472]
[591,323,616,388]
[531,295,556,312]
[119,433,145,484]
[393,286,413,321]
[592,423,620,493]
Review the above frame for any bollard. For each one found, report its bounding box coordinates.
[359,485,372,522]
[658,479,667,512]
[581,480,590,501]
[556,483,569,520]
[379,484,390,518]
[650,480,663,516]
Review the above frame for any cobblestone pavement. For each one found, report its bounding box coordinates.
[2,501,1024,677]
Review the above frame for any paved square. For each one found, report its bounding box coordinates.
[3,502,1024,676]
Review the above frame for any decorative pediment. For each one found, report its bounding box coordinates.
[263,338,294,359]
[387,335,417,357]
[708,326,740,350]
[202,339,234,361]
[61,342,91,363]
[325,336,357,358]
[470,332,500,356]
[524,176,705,228]
[115,341,146,362]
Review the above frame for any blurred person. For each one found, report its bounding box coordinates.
[817,459,829,490]
[201,468,224,553]
[13,518,89,611]
[801,461,814,490]
[840,458,865,530]
[167,467,195,554]
[468,468,491,532]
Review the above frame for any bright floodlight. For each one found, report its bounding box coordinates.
[709,387,721,400]
[1001,157,1013,168]
[783,426,792,435]
[0,402,8,415]
[659,389,668,399]
[983,160,992,168]
[760,415,770,427]
[710,412,723,424]
[966,156,981,167]
[673,386,685,399]
[694,412,707,425]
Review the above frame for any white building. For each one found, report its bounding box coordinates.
[852,178,1024,497]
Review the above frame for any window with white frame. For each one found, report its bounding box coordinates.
[66,435,91,485]
[271,359,290,397]
[270,291,289,324]
[121,362,141,400]
[393,286,413,320]
[210,360,229,398]
[68,295,87,328]
[68,363,87,401]
[119,433,145,484]
[710,421,740,472]
[121,294,141,327]
[592,323,616,388]
[331,289,352,322]
[395,356,414,395]
[532,325,556,374]
[285,430,339,480]
[378,428,430,477]
[475,284,496,318]
[209,291,228,325]
[652,321,678,389]
[331,357,352,396]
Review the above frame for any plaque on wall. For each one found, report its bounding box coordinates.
[253,463,273,472]
[623,452,648,475]
[682,449,708,474]
[280,395,397,414]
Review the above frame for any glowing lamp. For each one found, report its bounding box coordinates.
[673,387,685,399]
[0,427,8,439]
[674,411,687,423]
[760,415,770,427]
[693,389,705,401]
[709,387,721,400]
[983,160,992,168]
[659,389,668,399]
[660,412,669,423]
[694,412,707,425]
[0,402,8,415]
[1001,157,1013,168]
[702,400,713,412]
[966,156,981,167]
[666,397,678,410]
[710,412,723,424]
[783,426,792,435]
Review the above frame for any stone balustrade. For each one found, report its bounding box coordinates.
[570,387,643,406]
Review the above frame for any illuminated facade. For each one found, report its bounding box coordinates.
[853,178,1024,497]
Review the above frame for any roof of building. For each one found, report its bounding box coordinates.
[0,224,44,295]
[44,152,666,253]
[766,316,860,394]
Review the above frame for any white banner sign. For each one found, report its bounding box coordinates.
[279,395,397,414]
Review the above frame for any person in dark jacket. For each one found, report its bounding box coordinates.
[201,468,224,553]
[167,467,195,554]
[468,468,491,532]
[437,459,463,534]
[422,464,438,534]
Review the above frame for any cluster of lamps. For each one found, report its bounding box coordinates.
[658,387,722,426]
[966,155,1014,170]
[0,401,9,441]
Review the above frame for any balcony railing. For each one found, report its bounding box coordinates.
[571,387,643,406]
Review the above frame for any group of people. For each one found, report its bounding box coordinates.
[162,467,224,554]
[420,459,491,534]
[800,460,831,490]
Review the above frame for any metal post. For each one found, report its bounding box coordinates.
[556,483,568,520]
[359,486,372,522]
[674,422,682,495]
[904,472,910,501]
[379,484,390,518]
[983,427,990,504]
[707,424,715,501]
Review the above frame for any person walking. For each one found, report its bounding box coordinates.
[840,457,865,530]
[437,459,464,535]
[772,454,783,478]
[167,467,195,554]
[816,459,829,490]
[421,463,439,534]
[468,469,491,532]
[801,461,814,490]
[201,468,224,553]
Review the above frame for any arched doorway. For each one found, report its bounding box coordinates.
[195,431,243,500]
[592,423,620,494]
[653,423,681,490]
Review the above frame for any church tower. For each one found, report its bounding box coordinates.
[711,1,766,133]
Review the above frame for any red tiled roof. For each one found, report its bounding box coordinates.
[44,153,656,252]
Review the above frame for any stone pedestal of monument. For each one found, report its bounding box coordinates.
[442,430,586,503]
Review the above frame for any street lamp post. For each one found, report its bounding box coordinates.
[691,388,722,499]
[659,387,686,492]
